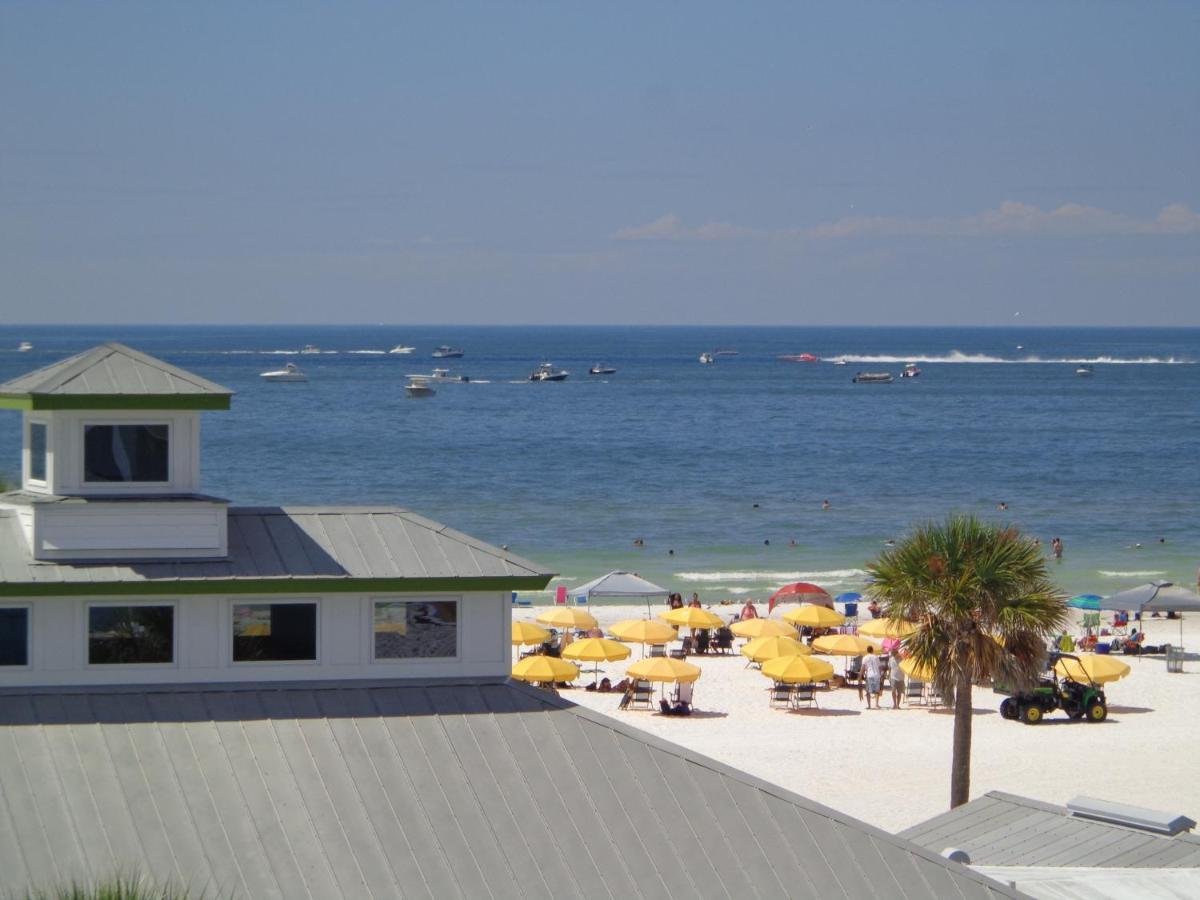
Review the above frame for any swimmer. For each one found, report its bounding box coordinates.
[822,499,830,510]
[788,538,797,547]
[763,539,770,546]
[997,502,1008,511]
[753,503,760,509]
[633,537,644,547]
[668,548,674,556]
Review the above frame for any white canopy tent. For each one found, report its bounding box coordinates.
[1098,581,1200,648]
[569,570,669,616]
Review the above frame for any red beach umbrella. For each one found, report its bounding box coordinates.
[768,582,832,612]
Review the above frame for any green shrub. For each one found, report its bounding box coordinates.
[17,873,199,900]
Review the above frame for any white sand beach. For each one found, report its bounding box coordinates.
[518,604,1200,834]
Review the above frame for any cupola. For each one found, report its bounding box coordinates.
[0,343,234,560]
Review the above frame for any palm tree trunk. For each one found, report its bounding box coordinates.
[950,666,973,808]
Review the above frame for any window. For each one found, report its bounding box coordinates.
[233,603,317,662]
[88,605,174,664]
[29,423,47,482]
[84,424,169,483]
[374,601,458,660]
[0,608,29,666]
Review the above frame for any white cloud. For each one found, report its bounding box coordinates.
[613,203,1200,244]
[612,213,754,241]
[803,202,1200,240]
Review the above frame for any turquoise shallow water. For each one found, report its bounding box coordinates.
[1,325,1197,601]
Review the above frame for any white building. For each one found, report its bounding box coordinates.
[0,343,553,687]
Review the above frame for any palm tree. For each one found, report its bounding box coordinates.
[868,514,1066,809]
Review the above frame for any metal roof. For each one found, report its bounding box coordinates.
[0,507,554,595]
[0,678,1021,900]
[900,792,1200,869]
[0,342,233,409]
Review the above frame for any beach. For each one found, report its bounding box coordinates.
[520,603,1200,834]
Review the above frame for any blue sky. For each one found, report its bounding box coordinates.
[2,2,1198,325]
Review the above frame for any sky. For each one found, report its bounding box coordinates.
[2,2,1198,326]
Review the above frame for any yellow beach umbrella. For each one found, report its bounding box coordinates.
[857,617,917,640]
[730,618,796,639]
[536,607,598,630]
[761,654,835,684]
[812,633,878,656]
[659,607,724,630]
[610,619,677,645]
[782,604,846,629]
[563,637,633,683]
[740,635,813,664]
[511,655,580,683]
[511,622,551,646]
[627,657,702,683]
[899,657,936,682]
[1054,654,1131,684]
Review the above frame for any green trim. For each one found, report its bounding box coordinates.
[0,575,553,598]
[0,394,231,411]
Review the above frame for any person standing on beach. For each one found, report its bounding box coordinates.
[689,593,702,608]
[861,648,882,709]
[740,600,758,620]
[889,649,905,709]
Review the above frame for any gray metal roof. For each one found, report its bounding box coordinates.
[900,791,1200,869]
[0,342,233,399]
[0,507,553,594]
[0,678,1021,900]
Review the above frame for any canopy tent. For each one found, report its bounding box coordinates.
[569,571,669,615]
[1096,582,1200,648]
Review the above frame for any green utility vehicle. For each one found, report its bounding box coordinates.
[996,653,1108,724]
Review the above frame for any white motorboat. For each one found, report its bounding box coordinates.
[17,341,33,352]
[529,362,569,382]
[588,364,617,375]
[389,345,416,354]
[852,371,894,384]
[1076,365,1094,377]
[900,363,921,378]
[432,345,464,358]
[261,362,307,382]
[699,352,715,365]
[832,359,848,366]
[407,368,469,383]
[405,379,435,397]
[300,344,321,354]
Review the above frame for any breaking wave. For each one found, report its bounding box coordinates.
[1097,570,1168,578]
[675,569,868,583]
[827,351,1191,365]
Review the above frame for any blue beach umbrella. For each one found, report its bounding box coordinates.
[835,592,862,603]
[1067,594,1103,610]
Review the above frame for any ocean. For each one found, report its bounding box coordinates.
[1,325,1197,602]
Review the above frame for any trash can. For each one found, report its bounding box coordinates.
[1166,644,1184,673]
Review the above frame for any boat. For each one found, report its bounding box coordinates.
[832,359,848,366]
[852,371,894,384]
[389,345,416,354]
[588,365,617,375]
[261,363,307,382]
[1075,365,1094,377]
[17,341,32,352]
[408,368,469,383]
[778,353,820,362]
[404,379,435,397]
[699,352,715,365]
[899,363,921,378]
[300,345,321,355]
[529,362,569,382]
[431,345,464,359]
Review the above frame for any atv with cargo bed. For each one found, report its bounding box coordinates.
[995,653,1108,724]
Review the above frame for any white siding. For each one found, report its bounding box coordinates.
[4,590,510,687]
[32,501,228,560]
[23,409,203,496]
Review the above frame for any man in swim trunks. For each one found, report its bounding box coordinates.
[861,648,883,709]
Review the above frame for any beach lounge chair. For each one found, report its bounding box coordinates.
[770,682,793,708]
[792,683,818,709]
[630,679,654,710]
[711,627,734,654]
[925,684,945,707]
[649,644,667,658]
[905,679,926,706]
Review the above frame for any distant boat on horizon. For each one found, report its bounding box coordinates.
[261,362,307,382]
[778,353,820,363]
[432,345,464,359]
